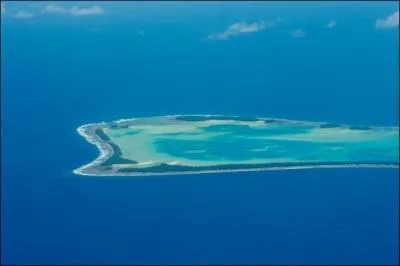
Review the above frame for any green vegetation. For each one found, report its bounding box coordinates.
[319,124,371,130]
[103,142,138,166]
[175,115,261,122]
[95,128,110,141]
[117,161,399,173]
[264,119,278,123]
[110,124,129,129]
[319,123,343,128]
[349,125,372,130]
[94,127,138,166]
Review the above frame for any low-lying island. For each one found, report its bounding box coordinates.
[74,115,399,176]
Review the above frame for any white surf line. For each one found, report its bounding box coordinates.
[114,119,137,123]
[73,123,113,175]
[78,114,400,129]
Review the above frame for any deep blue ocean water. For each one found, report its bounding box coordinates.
[1,2,399,265]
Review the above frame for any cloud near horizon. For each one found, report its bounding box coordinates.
[207,19,280,40]
[70,6,104,16]
[325,20,336,28]
[290,28,306,38]
[42,4,105,16]
[15,10,34,19]
[375,11,399,29]
[43,4,67,14]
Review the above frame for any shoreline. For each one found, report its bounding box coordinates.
[75,163,400,177]
[73,115,400,177]
[73,123,113,175]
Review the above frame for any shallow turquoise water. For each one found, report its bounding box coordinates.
[104,117,400,165]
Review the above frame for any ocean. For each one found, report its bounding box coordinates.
[1,2,399,265]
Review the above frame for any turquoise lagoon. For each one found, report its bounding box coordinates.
[76,115,399,175]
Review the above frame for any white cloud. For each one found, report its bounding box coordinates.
[290,28,306,38]
[43,4,68,14]
[375,11,399,29]
[42,4,105,16]
[207,19,279,40]
[15,10,34,19]
[70,6,104,16]
[325,20,336,28]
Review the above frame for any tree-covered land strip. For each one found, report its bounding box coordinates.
[118,161,399,173]
[94,127,138,166]
[175,115,261,122]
